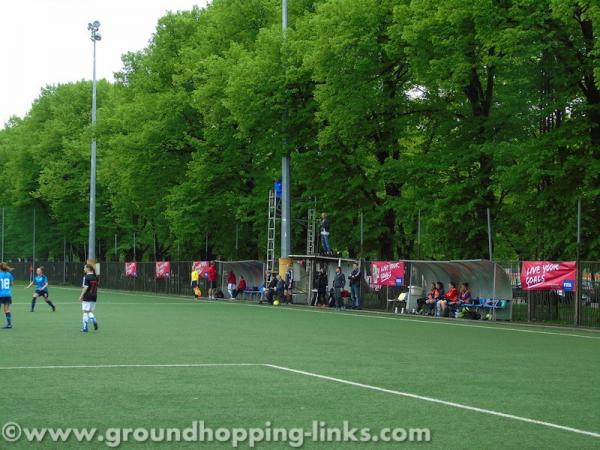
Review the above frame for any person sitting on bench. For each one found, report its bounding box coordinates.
[236,276,246,298]
[439,281,458,317]
[425,282,442,315]
[265,273,278,304]
[458,282,472,305]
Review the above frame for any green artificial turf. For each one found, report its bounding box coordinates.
[1,285,599,449]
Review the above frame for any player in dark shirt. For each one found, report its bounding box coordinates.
[79,264,99,332]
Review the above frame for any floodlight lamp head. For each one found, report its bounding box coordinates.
[93,20,100,28]
[94,33,102,41]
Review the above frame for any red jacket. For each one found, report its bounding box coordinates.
[207,266,217,282]
[227,273,236,284]
[428,288,441,300]
[445,287,458,302]
[237,279,247,291]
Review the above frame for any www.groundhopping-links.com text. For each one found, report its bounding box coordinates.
[2,420,431,447]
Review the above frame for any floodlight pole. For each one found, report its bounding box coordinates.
[486,207,493,260]
[417,209,421,259]
[87,20,101,261]
[32,208,36,273]
[575,198,582,326]
[280,0,291,258]
[1,207,4,261]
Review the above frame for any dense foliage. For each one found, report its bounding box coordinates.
[1,0,598,262]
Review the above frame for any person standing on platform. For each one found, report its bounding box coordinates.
[320,212,332,256]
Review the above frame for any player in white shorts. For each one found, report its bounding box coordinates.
[79,263,99,332]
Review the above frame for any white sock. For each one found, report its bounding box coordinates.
[82,313,89,328]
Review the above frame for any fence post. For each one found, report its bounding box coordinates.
[63,236,66,284]
[575,262,582,326]
[527,290,531,322]
[575,198,582,326]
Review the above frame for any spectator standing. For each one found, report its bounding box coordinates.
[226,271,237,299]
[349,263,362,310]
[317,268,328,307]
[207,262,217,300]
[284,264,294,304]
[333,266,346,310]
[190,266,200,299]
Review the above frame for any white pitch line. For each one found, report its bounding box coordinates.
[12,302,208,306]
[215,301,600,340]
[3,361,598,439]
[264,364,600,439]
[47,286,600,340]
[0,363,260,370]
[50,286,200,302]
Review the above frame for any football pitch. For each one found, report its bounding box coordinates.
[1,286,599,449]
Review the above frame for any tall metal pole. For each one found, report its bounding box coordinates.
[359,209,364,257]
[32,208,36,274]
[87,21,101,261]
[575,198,582,326]
[487,207,493,260]
[63,236,66,283]
[280,0,291,258]
[133,231,136,261]
[153,232,157,261]
[417,209,421,259]
[1,207,4,261]
[235,223,239,259]
[577,198,582,248]
[114,234,118,261]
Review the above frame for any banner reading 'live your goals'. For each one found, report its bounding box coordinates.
[370,261,405,286]
[520,261,576,291]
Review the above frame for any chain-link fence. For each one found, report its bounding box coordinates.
[499,261,600,328]
[7,259,600,328]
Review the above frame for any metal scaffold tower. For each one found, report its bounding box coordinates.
[266,189,278,277]
[305,208,317,305]
[306,208,317,256]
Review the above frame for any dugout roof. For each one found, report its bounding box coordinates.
[405,259,512,300]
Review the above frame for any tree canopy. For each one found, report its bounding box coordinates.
[0,0,598,262]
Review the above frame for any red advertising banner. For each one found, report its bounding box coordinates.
[370,261,405,286]
[125,262,137,278]
[193,261,210,278]
[155,261,171,279]
[521,261,577,291]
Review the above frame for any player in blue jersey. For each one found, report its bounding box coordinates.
[26,266,56,312]
[79,263,99,332]
[0,262,15,329]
